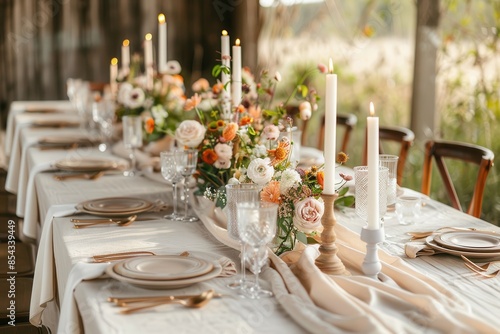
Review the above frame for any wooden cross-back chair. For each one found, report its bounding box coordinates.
[421,139,494,218]
[363,125,415,185]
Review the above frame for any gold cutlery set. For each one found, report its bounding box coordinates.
[461,255,500,278]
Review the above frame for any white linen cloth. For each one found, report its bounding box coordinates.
[30,204,77,326]
[5,100,73,158]
[18,161,56,221]
[192,196,498,333]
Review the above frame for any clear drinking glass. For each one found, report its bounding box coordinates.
[379,155,399,207]
[224,183,261,290]
[175,149,199,222]
[354,166,389,223]
[160,151,184,220]
[236,202,278,299]
[92,97,116,152]
[122,115,143,176]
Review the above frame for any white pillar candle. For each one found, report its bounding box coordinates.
[121,39,130,73]
[158,14,167,74]
[323,58,337,195]
[367,102,380,230]
[231,38,242,107]
[110,57,118,96]
[221,30,231,117]
[144,33,153,68]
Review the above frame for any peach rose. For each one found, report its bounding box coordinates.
[222,122,238,142]
[175,120,206,148]
[293,197,324,233]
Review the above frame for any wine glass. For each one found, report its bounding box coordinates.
[174,149,199,222]
[92,96,116,152]
[160,151,184,220]
[224,183,261,291]
[122,115,143,176]
[236,202,278,299]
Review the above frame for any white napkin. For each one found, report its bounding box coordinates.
[404,241,442,258]
[30,204,77,326]
[57,262,108,334]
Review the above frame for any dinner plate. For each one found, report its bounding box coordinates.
[75,197,155,217]
[55,158,121,172]
[434,231,500,252]
[82,197,153,213]
[38,136,94,146]
[31,120,80,128]
[425,236,500,259]
[106,258,222,290]
[115,255,214,281]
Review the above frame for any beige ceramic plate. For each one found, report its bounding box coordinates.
[116,255,214,281]
[106,259,222,290]
[55,158,120,172]
[434,231,500,252]
[425,236,500,259]
[82,197,153,213]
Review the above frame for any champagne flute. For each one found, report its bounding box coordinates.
[122,115,143,176]
[236,202,278,299]
[224,183,261,291]
[160,151,184,220]
[174,149,199,222]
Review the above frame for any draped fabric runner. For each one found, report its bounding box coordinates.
[191,195,497,333]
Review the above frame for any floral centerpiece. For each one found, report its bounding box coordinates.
[175,64,354,255]
[115,57,186,143]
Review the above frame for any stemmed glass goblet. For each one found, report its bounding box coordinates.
[122,115,143,176]
[92,96,116,152]
[175,149,199,222]
[160,151,184,220]
[224,184,261,291]
[236,201,278,299]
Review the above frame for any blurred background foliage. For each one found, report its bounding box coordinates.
[257,0,500,225]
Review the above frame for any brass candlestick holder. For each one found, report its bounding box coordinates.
[315,193,350,275]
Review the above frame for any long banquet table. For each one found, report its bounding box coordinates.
[5,100,500,333]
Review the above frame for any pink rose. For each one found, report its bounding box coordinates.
[214,143,232,160]
[262,124,280,141]
[293,197,324,233]
[175,120,206,148]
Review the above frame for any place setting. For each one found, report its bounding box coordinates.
[51,157,128,181]
[37,135,98,151]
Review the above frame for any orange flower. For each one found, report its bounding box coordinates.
[317,171,324,189]
[201,149,218,165]
[261,180,281,204]
[267,137,291,166]
[145,117,155,134]
[212,83,223,95]
[337,152,349,164]
[222,122,238,142]
[216,120,225,128]
[248,105,261,120]
[235,104,245,113]
[239,116,253,126]
[184,93,202,111]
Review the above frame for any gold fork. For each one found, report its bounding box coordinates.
[460,255,496,272]
[463,262,500,278]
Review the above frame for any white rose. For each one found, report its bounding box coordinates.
[262,124,280,141]
[214,143,233,160]
[293,197,324,233]
[214,159,231,169]
[175,120,206,148]
[279,169,301,193]
[117,83,133,105]
[247,158,274,185]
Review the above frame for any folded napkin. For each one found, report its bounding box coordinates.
[30,204,77,326]
[405,241,442,258]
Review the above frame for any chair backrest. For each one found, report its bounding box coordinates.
[318,113,357,153]
[363,125,415,185]
[421,139,494,218]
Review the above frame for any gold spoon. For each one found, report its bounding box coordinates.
[464,262,500,278]
[71,215,136,223]
[73,215,137,228]
[120,289,214,314]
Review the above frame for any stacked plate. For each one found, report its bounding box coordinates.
[106,255,222,289]
[426,231,500,258]
[38,136,95,149]
[76,197,155,217]
[55,157,123,172]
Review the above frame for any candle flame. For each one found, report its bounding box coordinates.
[369,102,375,116]
[235,38,240,46]
[329,58,334,73]
[145,33,152,41]
[158,14,165,24]
[111,58,118,65]
[123,39,129,47]
[222,30,228,36]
